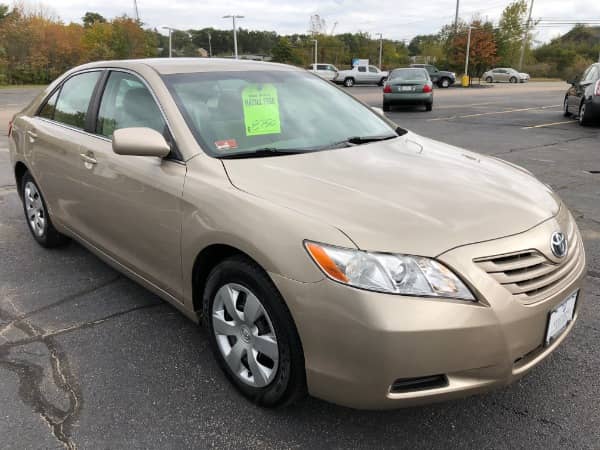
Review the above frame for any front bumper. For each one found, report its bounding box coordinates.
[271,209,586,410]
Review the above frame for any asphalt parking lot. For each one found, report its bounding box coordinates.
[1,82,599,449]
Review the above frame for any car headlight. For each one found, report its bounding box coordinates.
[305,241,475,300]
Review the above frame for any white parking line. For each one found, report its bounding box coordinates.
[521,120,577,130]
[435,101,505,110]
[427,104,561,121]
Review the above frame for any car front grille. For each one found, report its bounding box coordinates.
[474,222,583,304]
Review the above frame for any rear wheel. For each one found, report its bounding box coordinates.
[485,76,493,83]
[203,256,306,407]
[383,102,390,112]
[439,78,450,88]
[425,102,433,112]
[578,101,591,126]
[21,171,69,248]
[343,77,354,87]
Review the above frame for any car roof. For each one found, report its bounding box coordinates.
[74,58,301,75]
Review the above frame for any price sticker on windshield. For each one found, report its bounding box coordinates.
[242,84,282,136]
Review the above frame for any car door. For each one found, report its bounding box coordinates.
[355,66,367,83]
[425,66,437,83]
[368,66,380,83]
[568,65,592,110]
[72,70,186,300]
[25,70,103,228]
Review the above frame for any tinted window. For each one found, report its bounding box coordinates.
[358,66,366,72]
[53,71,101,129]
[97,71,166,138]
[316,64,327,70]
[38,89,60,120]
[368,66,378,73]
[390,69,428,81]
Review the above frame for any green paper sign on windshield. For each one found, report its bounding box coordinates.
[242,84,281,136]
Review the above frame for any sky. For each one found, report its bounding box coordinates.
[37,0,600,44]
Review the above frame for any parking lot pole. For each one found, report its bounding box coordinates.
[313,39,318,66]
[464,26,472,77]
[377,33,383,69]
[223,15,244,59]
[454,0,460,31]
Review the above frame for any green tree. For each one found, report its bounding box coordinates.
[82,11,106,28]
[271,37,300,65]
[496,0,528,67]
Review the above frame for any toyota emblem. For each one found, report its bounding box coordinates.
[550,231,568,258]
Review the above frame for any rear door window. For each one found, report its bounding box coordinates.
[53,71,101,129]
[38,89,60,120]
[368,66,378,73]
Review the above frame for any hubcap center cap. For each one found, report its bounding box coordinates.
[240,325,252,343]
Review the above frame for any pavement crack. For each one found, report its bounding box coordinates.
[0,310,81,449]
[492,136,593,156]
[0,276,121,334]
[1,303,163,350]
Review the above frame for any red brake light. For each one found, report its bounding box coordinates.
[595,80,600,96]
[423,84,432,93]
[383,84,392,93]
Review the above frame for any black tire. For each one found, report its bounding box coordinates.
[485,76,493,83]
[509,76,517,83]
[378,77,386,86]
[202,256,306,407]
[578,101,591,126]
[425,102,433,112]
[20,171,69,248]
[438,78,450,88]
[563,96,571,117]
[382,102,390,112]
[343,77,354,87]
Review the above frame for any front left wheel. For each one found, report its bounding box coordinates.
[203,256,306,407]
[21,171,69,248]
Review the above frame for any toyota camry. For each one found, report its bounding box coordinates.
[8,59,586,409]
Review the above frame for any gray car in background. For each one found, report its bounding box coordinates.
[383,68,433,111]
[483,68,530,83]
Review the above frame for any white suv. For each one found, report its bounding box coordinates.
[309,63,339,81]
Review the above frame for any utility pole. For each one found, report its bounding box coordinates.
[518,0,534,71]
[464,25,477,78]
[312,39,318,66]
[162,26,174,58]
[133,0,140,22]
[454,0,460,31]
[377,33,383,69]
[208,31,212,57]
[223,15,244,59]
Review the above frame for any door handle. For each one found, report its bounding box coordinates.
[80,153,97,166]
[27,130,38,143]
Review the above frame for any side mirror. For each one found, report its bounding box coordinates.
[568,76,579,86]
[112,127,171,158]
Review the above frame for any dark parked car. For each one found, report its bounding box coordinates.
[564,62,600,126]
[410,64,456,88]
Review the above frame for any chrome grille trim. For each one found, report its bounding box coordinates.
[474,222,582,304]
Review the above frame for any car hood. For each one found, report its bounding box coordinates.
[223,132,559,256]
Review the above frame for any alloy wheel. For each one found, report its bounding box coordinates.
[212,283,279,388]
[24,181,46,237]
[579,103,586,125]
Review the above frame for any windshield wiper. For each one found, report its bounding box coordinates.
[325,134,398,149]
[219,147,304,159]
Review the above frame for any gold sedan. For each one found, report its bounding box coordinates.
[8,59,586,409]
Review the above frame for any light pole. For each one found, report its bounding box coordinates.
[161,26,174,58]
[223,14,244,59]
[312,39,318,66]
[464,25,478,78]
[376,33,383,69]
[454,0,460,31]
[207,31,212,57]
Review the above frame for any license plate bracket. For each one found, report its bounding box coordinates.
[544,290,578,346]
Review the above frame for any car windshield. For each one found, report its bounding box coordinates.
[162,70,397,157]
[390,69,428,81]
